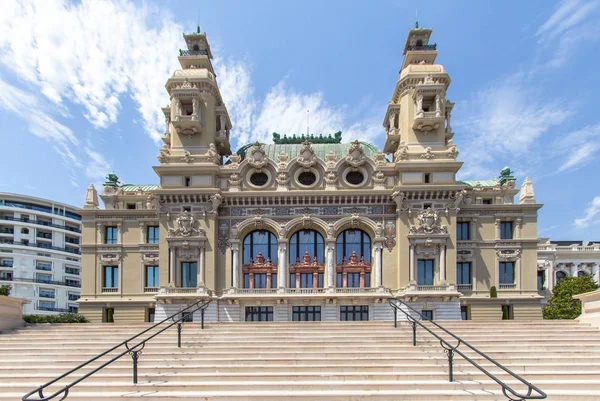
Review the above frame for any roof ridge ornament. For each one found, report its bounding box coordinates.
[272,131,342,144]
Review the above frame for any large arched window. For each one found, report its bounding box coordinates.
[336,229,371,264]
[289,230,324,264]
[556,271,567,283]
[243,230,278,265]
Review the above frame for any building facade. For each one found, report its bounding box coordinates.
[0,193,82,315]
[79,25,543,323]
[537,240,600,302]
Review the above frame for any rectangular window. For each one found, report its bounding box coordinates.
[300,273,313,288]
[499,262,515,284]
[417,260,434,286]
[244,273,250,289]
[38,301,55,311]
[421,310,433,320]
[457,262,471,285]
[347,272,360,288]
[105,226,118,244]
[457,222,470,241]
[289,273,296,288]
[482,199,492,205]
[36,261,52,271]
[147,307,155,323]
[292,306,321,321]
[364,272,371,288]
[147,226,159,244]
[103,266,119,288]
[126,203,136,210]
[500,222,513,239]
[537,270,545,291]
[318,273,324,288]
[36,273,52,283]
[184,176,191,187]
[271,273,277,289]
[181,262,197,288]
[424,173,430,183]
[68,305,78,314]
[245,306,273,321]
[38,289,55,298]
[253,273,267,289]
[460,306,470,320]
[145,265,159,288]
[336,272,343,288]
[340,305,369,321]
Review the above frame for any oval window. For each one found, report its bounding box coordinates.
[250,172,269,187]
[298,171,317,186]
[346,171,365,185]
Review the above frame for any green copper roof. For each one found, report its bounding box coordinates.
[273,131,342,144]
[458,180,499,188]
[120,184,159,192]
[236,141,380,161]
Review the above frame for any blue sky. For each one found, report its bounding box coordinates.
[1,0,600,240]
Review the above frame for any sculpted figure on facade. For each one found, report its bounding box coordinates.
[415,93,424,116]
[276,172,289,189]
[373,152,387,167]
[345,140,366,168]
[394,142,409,161]
[297,141,317,168]
[206,143,220,164]
[420,147,435,160]
[388,112,396,133]
[447,140,459,159]
[209,193,223,212]
[409,208,448,235]
[168,210,203,237]
[180,150,195,163]
[157,145,170,164]
[228,173,241,190]
[373,170,386,188]
[325,151,338,168]
[324,171,337,187]
[452,189,467,209]
[391,190,406,213]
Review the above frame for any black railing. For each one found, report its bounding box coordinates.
[0,276,81,288]
[22,299,212,401]
[0,238,80,255]
[179,49,209,56]
[0,215,81,233]
[406,44,437,51]
[389,299,546,400]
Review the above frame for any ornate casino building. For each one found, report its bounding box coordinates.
[78,25,543,323]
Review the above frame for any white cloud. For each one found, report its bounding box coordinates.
[214,59,384,151]
[0,0,183,142]
[575,195,600,228]
[550,123,600,172]
[536,0,600,69]
[454,73,573,179]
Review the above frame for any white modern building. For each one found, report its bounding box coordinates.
[0,193,82,315]
[537,239,600,302]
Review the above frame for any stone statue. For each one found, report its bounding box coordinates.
[207,143,220,164]
[209,193,223,212]
[519,176,536,204]
[388,112,395,131]
[168,210,202,237]
[453,189,467,209]
[415,93,423,115]
[391,190,405,213]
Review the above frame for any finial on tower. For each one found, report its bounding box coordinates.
[415,9,419,28]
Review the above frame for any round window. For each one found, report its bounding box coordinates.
[250,172,269,187]
[298,171,317,186]
[346,171,365,185]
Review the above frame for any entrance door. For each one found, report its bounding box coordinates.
[292,306,321,321]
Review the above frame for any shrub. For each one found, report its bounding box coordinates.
[543,275,598,319]
[0,285,10,296]
[490,286,497,298]
[23,313,89,324]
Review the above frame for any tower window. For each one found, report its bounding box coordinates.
[424,173,431,183]
[184,176,191,187]
[192,44,199,51]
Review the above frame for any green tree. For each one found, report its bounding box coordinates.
[543,276,598,319]
[0,285,10,296]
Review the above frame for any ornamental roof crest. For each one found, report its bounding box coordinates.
[409,208,448,235]
[345,140,366,168]
[247,142,268,169]
[168,210,204,237]
[297,141,317,168]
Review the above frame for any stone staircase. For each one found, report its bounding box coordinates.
[1,320,600,400]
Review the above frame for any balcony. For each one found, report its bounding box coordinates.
[68,293,80,301]
[0,215,81,233]
[0,228,14,235]
[0,260,13,268]
[223,287,389,299]
[457,284,473,291]
[406,44,437,51]
[101,287,119,293]
[143,287,159,293]
[403,283,462,300]
[65,279,80,288]
[0,275,80,287]
[172,114,202,137]
[39,290,56,299]
[36,232,52,241]
[413,110,444,132]
[179,49,209,56]
[65,267,80,275]
[0,238,81,255]
[37,304,70,313]
[499,283,517,290]
[65,237,80,245]
[36,262,52,271]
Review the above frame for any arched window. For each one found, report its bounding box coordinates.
[335,229,372,288]
[556,271,567,283]
[289,230,324,264]
[336,229,371,264]
[577,270,589,277]
[192,44,200,51]
[243,230,277,265]
[21,228,29,234]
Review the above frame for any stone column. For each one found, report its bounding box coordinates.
[571,263,578,278]
[278,242,287,288]
[326,242,335,288]
[495,219,500,240]
[516,219,522,240]
[439,244,446,282]
[139,223,145,243]
[169,247,175,285]
[409,244,415,282]
[198,245,205,287]
[231,243,239,288]
[375,242,383,287]
[471,218,477,241]
[593,263,599,285]
[117,223,122,244]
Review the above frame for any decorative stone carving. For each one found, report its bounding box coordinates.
[278,224,288,239]
[451,189,467,210]
[447,142,459,159]
[373,152,387,167]
[277,152,289,169]
[157,146,170,163]
[409,208,448,235]
[100,253,121,264]
[373,171,386,188]
[457,249,473,261]
[178,244,199,261]
[206,143,220,164]
[391,190,406,213]
[180,150,195,163]
[519,176,536,204]
[180,78,193,89]
[424,74,435,85]
[496,249,521,261]
[228,173,241,190]
[301,208,312,229]
[141,253,160,263]
[375,222,384,238]
[345,140,366,168]
[385,221,396,252]
[228,153,241,168]
[394,143,409,161]
[326,224,335,239]
[420,147,435,160]
[247,142,268,170]
[325,151,338,168]
[209,193,222,212]
[324,171,337,186]
[416,244,438,258]
[217,221,230,254]
[297,141,317,168]
[349,209,360,228]
[168,211,203,237]
[276,172,289,189]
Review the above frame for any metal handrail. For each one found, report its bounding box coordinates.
[22,299,213,401]
[389,299,546,401]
